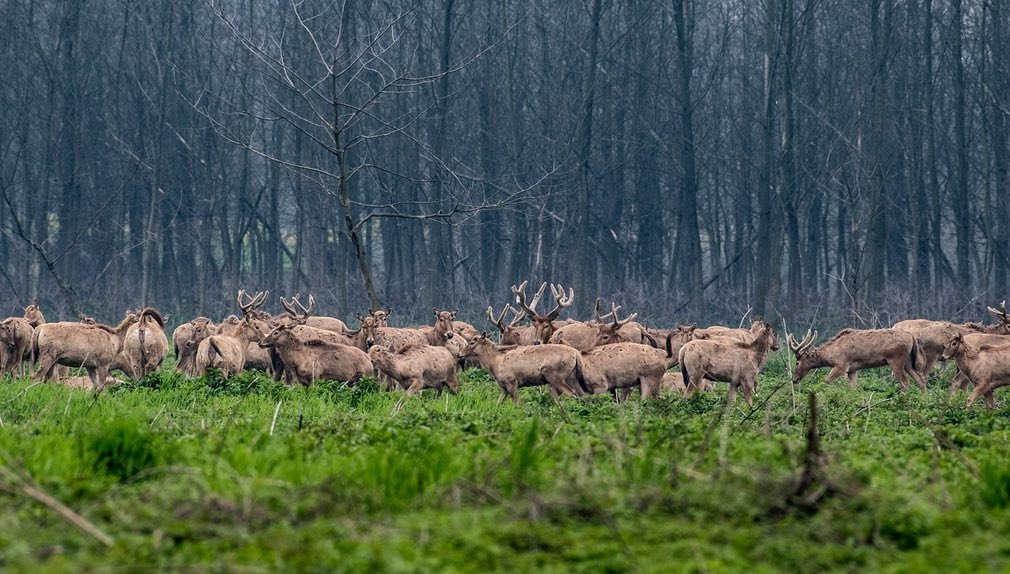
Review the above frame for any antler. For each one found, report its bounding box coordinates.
[787,329,817,355]
[280,293,315,322]
[545,284,574,320]
[593,298,618,323]
[511,280,548,319]
[237,289,268,316]
[487,304,524,332]
[605,301,637,328]
[987,300,1009,323]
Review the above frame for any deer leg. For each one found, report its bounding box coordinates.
[85,367,99,390]
[404,378,424,396]
[33,357,54,382]
[742,380,754,407]
[726,381,738,405]
[823,366,847,384]
[905,361,927,391]
[986,388,996,409]
[447,371,460,395]
[967,383,990,408]
[845,371,858,389]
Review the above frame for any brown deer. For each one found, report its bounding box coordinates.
[893,302,1010,379]
[192,291,270,377]
[279,293,348,333]
[943,332,1010,393]
[122,307,169,378]
[512,280,574,344]
[368,307,392,327]
[258,322,372,386]
[550,299,649,351]
[31,311,139,390]
[788,328,925,390]
[459,332,583,404]
[173,317,217,377]
[940,333,1010,408]
[365,307,460,353]
[678,321,779,406]
[0,317,33,376]
[23,299,45,328]
[576,342,669,398]
[368,344,459,396]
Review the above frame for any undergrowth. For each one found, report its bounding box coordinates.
[0,362,1008,572]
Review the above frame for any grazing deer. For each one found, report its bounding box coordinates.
[460,332,583,404]
[32,311,139,391]
[788,328,925,391]
[122,307,169,378]
[173,317,217,377]
[678,321,779,406]
[368,344,460,396]
[940,333,1010,408]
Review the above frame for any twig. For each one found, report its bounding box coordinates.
[269,400,282,436]
[0,450,113,546]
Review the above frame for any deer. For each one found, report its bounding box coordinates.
[576,342,671,399]
[940,333,1010,408]
[31,310,139,391]
[549,299,652,351]
[498,278,577,343]
[0,316,33,377]
[892,301,1010,378]
[368,344,460,396]
[276,293,349,333]
[678,321,779,406]
[459,332,584,405]
[258,321,372,387]
[173,317,217,377]
[368,307,392,327]
[788,328,925,391]
[121,307,169,378]
[192,291,270,377]
[941,331,1010,394]
[23,299,45,328]
[365,307,461,353]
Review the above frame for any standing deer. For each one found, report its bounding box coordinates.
[173,317,217,377]
[258,322,373,387]
[788,328,925,390]
[678,321,779,406]
[460,332,583,404]
[192,291,269,377]
[549,299,650,351]
[122,307,169,378]
[577,342,670,399]
[32,311,139,391]
[940,333,1010,408]
[368,345,459,396]
[0,317,33,377]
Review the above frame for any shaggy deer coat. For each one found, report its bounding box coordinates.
[32,315,138,390]
[368,345,459,396]
[941,333,1010,408]
[789,328,925,391]
[0,317,33,376]
[678,322,779,406]
[460,333,583,404]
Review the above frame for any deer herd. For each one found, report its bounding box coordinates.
[3,285,1010,409]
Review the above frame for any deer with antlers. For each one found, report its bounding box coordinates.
[678,321,779,406]
[549,299,652,351]
[485,281,573,345]
[788,328,925,391]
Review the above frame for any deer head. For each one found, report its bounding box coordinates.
[511,280,573,343]
[787,329,819,383]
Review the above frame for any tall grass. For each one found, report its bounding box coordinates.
[0,364,1008,571]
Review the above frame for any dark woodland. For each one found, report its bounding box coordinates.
[1,0,1008,328]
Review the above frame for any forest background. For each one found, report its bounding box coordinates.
[1,0,1007,330]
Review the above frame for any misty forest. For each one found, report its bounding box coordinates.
[1,0,1009,328]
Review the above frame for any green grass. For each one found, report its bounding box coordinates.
[2,356,1010,572]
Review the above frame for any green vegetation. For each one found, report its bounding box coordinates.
[2,357,1010,572]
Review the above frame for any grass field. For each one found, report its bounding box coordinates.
[2,355,1010,572]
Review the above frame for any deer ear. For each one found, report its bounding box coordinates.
[433,307,439,317]
[451,309,459,318]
